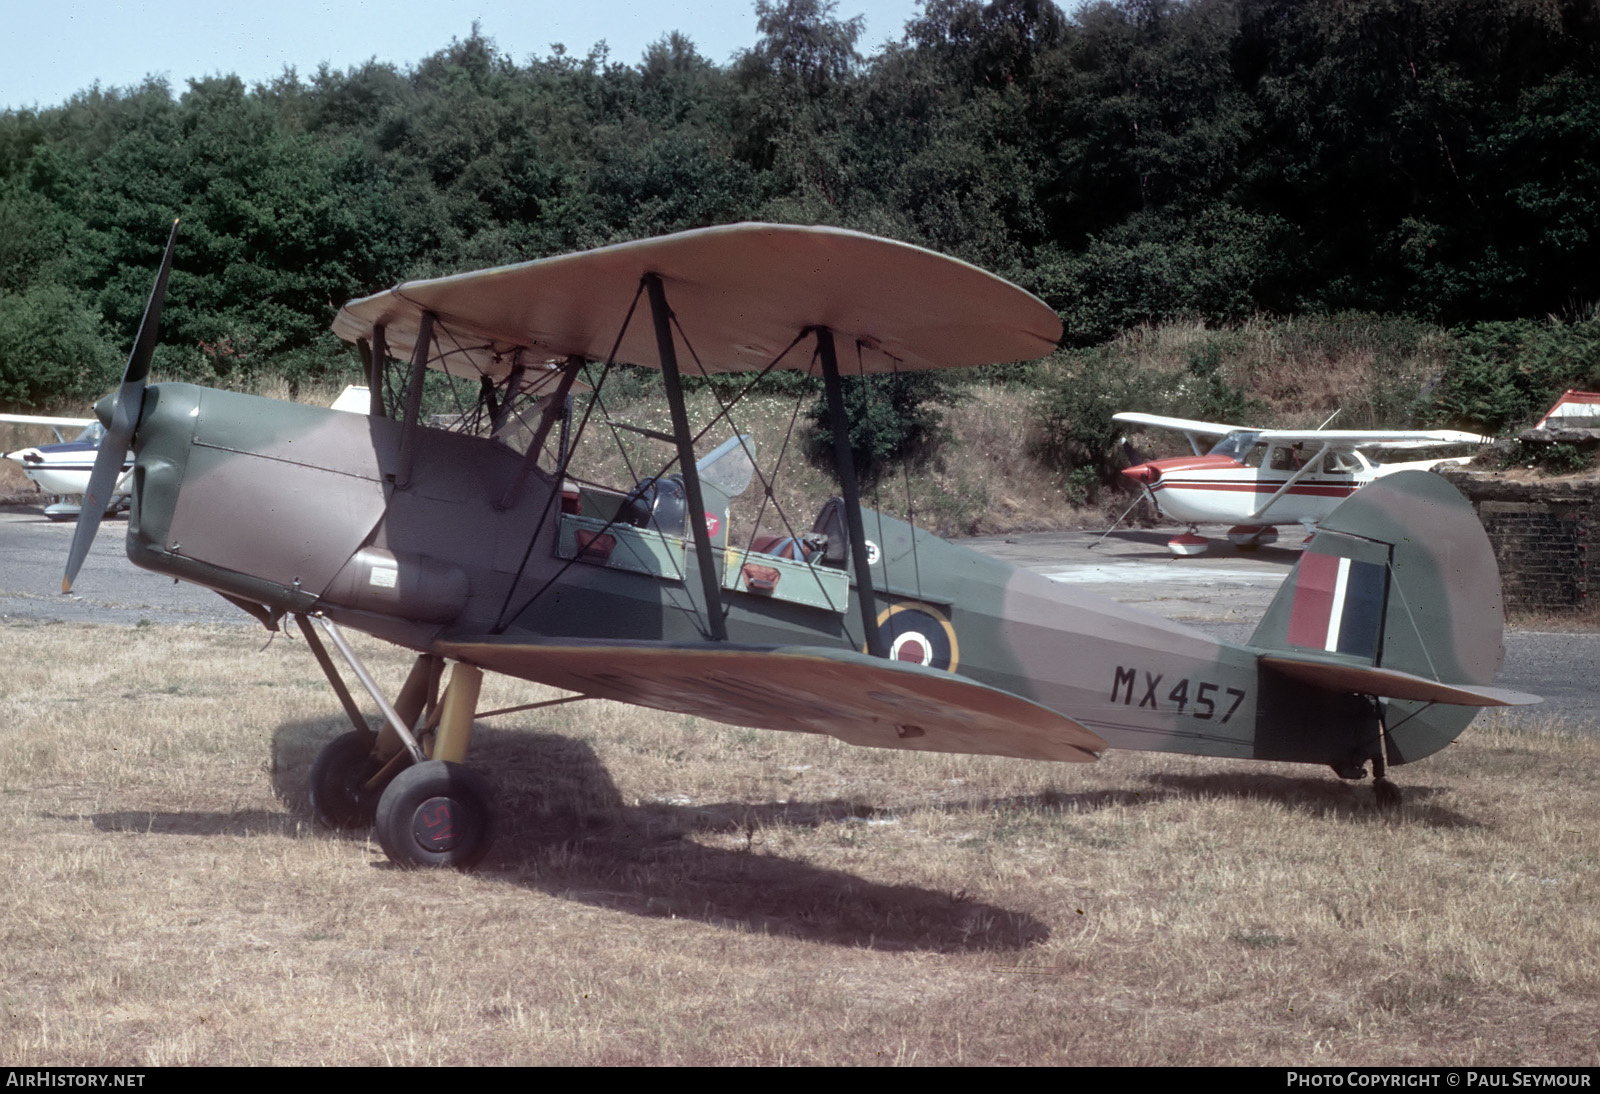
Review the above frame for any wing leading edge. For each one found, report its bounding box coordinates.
[1114,414,1485,448]
[435,638,1108,763]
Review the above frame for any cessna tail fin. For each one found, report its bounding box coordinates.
[1248,470,1536,766]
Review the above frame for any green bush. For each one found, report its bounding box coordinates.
[1494,440,1596,476]
[1431,319,1600,434]
[1031,349,1161,499]
[1032,342,1261,500]
[805,371,954,485]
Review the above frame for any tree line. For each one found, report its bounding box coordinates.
[1,0,1597,425]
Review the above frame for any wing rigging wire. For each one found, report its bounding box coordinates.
[666,321,854,624]
[491,283,648,633]
[487,281,748,638]
[480,275,938,643]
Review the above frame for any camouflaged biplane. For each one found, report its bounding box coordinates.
[64,222,1538,869]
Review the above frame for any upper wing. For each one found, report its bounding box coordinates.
[332,223,1062,381]
[436,637,1107,763]
[1113,416,1488,450]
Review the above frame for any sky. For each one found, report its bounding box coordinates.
[2,0,934,110]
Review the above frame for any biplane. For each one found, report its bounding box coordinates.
[1113,412,1487,555]
[64,223,1535,869]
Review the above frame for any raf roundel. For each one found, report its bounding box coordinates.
[874,602,959,672]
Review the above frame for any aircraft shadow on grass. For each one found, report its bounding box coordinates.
[1140,771,1479,829]
[265,718,1048,954]
[76,717,1478,950]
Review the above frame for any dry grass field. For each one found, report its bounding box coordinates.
[1,619,1596,1066]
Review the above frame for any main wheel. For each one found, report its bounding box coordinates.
[309,730,387,830]
[375,760,494,870]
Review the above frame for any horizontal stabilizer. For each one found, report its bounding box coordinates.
[437,637,1108,762]
[1260,655,1541,708]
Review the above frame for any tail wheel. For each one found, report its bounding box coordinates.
[375,760,494,870]
[308,730,387,830]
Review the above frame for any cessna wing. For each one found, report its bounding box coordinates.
[332,222,1063,379]
[0,412,97,440]
[435,638,1107,763]
[1114,413,1487,452]
[0,415,97,454]
[1251,428,1488,448]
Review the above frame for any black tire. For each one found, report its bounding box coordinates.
[375,760,494,870]
[309,730,385,830]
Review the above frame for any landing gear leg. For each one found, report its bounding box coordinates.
[307,653,445,829]
[1371,707,1402,811]
[375,662,493,869]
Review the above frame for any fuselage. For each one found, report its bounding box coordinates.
[1125,451,1365,525]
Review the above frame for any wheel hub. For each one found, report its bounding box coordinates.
[411,796,461,851]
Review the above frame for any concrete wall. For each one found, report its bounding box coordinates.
[1439,468,1598,611]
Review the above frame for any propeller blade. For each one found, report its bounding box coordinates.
[63,219,179,593]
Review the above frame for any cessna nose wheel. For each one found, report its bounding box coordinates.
[375,760,494,870]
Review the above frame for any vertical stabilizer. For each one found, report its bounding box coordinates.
[1249,471,1510,765]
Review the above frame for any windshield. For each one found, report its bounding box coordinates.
[1207,430,1260,461]
[696,434,756,498]
[74,422,106,446]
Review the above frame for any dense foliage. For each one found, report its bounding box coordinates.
[2,0,1598,457]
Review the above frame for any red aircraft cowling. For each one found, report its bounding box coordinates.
[1122,454,1242,486]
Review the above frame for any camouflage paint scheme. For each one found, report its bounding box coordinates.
[75,224,1537,867]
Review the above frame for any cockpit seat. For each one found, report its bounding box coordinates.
[749,535,813,562]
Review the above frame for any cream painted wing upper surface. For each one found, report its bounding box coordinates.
[332,223,1063,381]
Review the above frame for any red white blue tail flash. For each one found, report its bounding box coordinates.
[1286,550,1387,659]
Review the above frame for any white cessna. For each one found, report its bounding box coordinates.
[1114,412,1487,556]
[2,413,131,521]
[3,388,371,521]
